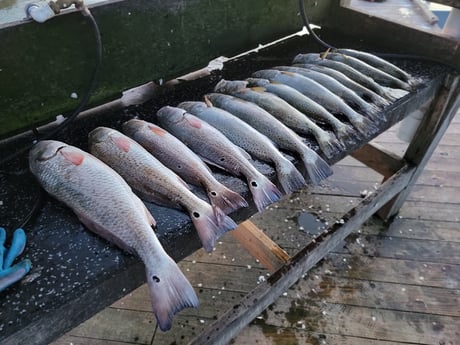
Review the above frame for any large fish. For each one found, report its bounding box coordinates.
[251,69,378,136]
[88,127,237,253]
[178,100,306,194]
[321,52,412,91]
[335,48,412,84]
[157,106,283,212]
[205,93,333,185]
[292,63,390,108]
[273,66,380,120]
[214,79,342,158]
[122,119,247,215]
[292,53,397,101]
[29,140,198,331]
[245,78,355,143]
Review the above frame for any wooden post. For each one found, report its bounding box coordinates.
[378,75,460,220]
[351,142,405,179]
[231,220,290,273]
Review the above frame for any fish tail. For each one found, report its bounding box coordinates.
[316,132,343,159]
[190,203,238,252]
[146,256,199,331]
[349,114,379,137]
[206,183,249,215]
[332,122,358,144]
[274,158,307,194]
[247,174,283,212]
[360,102,384,122]
[299,147,333,185]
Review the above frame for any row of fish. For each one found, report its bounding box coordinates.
[28,48,414,331]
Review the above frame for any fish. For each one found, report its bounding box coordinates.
[29,140,198,331]
[272,66,381,120]
[335,48,412,83]
[292,63,390,108]
[178,100,306,194]
[157,106,283,212]
[204,93,333,185]
[251,69,378,136]
[245,77,356,143]
[321,52,412,91]
[88,127,238,252]
[122,119,248,215]
[292,53,397,101]
[214,79,342,158]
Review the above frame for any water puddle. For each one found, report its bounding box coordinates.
[296,212,326,235]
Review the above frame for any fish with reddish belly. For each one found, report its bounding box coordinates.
[88,127,237,253]
[122,119,248,215]
[157,106,283,212]
[29,140,198,331]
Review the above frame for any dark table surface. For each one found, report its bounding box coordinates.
[0,31,453,344]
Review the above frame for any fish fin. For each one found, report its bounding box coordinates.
[60,149,85,166]
[274,159,307,194]
[299,147,333,185]
[199,156,233,173]
[0,260,32,292]
[333,123,358,145]
[148,124,167,137]
[185,116,202,129]
[349,114,379,137]
[112,136,132,152]
[146,256,198,331]
[75,211,137,254]
[237,147,251,160]
[135,186,182,209]
[316,133,343,159]
[250,86,267,93]
[248,175,283,212]
[131,193,157,227]
[204,95,213,107]
[206,184,248,215]
[189,203,237,252]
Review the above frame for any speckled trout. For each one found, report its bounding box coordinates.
[292,53,397,101]
[251,69,378,136]
[157,106,282,212]
[205,93,333,185]
[214,79,343,158]
[29,140,198,331]
[178,100,306,194]
[88,127,238,252]
[335,48,412,83]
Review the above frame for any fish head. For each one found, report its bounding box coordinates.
[214,79,248,93]
[122,119,146,138]
[29,140,67,163]
[89,127,134,154]
[157,106,187,127]
[29,140,86,178]
[88,126,114,144]
[245,78,269,87]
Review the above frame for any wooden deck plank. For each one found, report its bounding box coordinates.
[254,299,460,344]
[326,253,460,289]
[295,275,460,317]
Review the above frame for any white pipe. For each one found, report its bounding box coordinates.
[25,2,56,23]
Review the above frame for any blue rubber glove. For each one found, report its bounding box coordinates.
[0,228,32,292]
